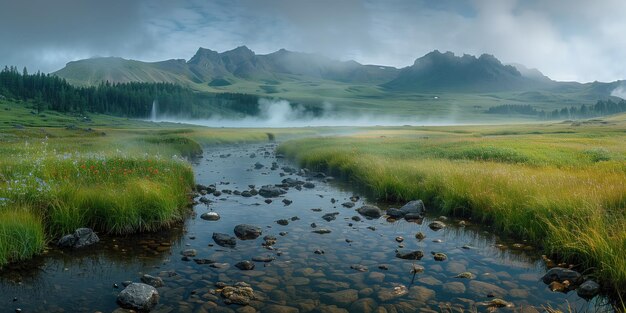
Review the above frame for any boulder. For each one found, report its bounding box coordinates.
[221,282,255,305]
[140,274,164,288]
[235,260,255,270]
[357,205,382,219]
[395,250,424,260]
[428,221,446,231]
[577,280,600,298]
[258,185,286,198]
[234,224,262,240]
[541,267,582,285]
[200,212,220,221]
[212,232,237,247]
[117,283,159,311]
[57,228,99,249]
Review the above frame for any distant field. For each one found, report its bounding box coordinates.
[278,115,626,298]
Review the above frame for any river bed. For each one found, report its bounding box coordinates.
[0,143,609,312]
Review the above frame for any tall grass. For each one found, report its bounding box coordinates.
[0,210,46,264]
[277,126,626,296]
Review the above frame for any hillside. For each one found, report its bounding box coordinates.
[51,47,625,120]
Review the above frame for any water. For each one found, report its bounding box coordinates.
[0,143,612,312]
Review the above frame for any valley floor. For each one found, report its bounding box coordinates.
[278,115,626,303]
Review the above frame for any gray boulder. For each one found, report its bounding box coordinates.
[117,283,159,311]
[212,232,237,247]
[234,224,262,240]
[259,185,286,198]
[541,267,582,285]
[57,228,99,249]
[356,205,382,219]
[577,280,600,298]
[140,274,164,288]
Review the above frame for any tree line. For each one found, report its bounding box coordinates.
[0,66,260,117]
[486,100,626,119]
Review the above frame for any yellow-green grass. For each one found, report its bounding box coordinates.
[277,116,626,296]
[0,98,318,266]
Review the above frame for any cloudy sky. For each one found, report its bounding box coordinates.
[1,0,625,82]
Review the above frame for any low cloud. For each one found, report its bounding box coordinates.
[154,98,460,128]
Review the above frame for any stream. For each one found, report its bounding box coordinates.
[0,142,610,312]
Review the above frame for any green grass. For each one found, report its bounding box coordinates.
[277,115,626,298]
[0,99,319,267]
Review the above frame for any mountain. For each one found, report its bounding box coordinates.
[53,47,620,104]
[382,50,552,92]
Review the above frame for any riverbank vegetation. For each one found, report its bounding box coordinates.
[278,116,626,298]
[0,98,315,267]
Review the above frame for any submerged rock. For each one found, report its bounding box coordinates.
[57,228,99,249]
[117,283,159,311]
[221,282,255,305]
[235,260,255,270]
[234,224,262,240]
[433,252,447,261]
[212,232,237,247]
[356,205,382,219]
[312,228,332,234]
[341,202,355,208]
[322,212,340,222]
[395,250,424,260]
[428,221,446,231]
[140,274,164,288]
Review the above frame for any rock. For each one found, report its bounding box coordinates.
[378,265,389,270]
[395,236,404,243]
[140,274,164,288]
[443,282,466,294]
[252,255,274,262]
[282,199,293,205]
[385,208,404,219]
[234,224,262,240]
[408,286,436,302]
[312,228,332,234]
[212,232,237,247]
[549,281,571,292]
[321,289,359,307]
[415,232,425,240]
[357,205,382,219]
[351,216,361,222]
[350,264,369,272]
[322,212,340,222]
[264,199,272,204]
[57,228,99,249]
[342,202,355,208]
[259,185,286,198]
[400,200,426,218]
[200,212,220,221]
[315,249,325,255]
[221,283,255,305]
[395,250,424,260]
[577,280,600,298]
[235,261,255,270]
[368,272,385,283]
[303,182,315,189]
[433,252,447,261]
[311,222,318,228]
[541,267,582,285]
[276,219,289,226]
[454,272,474,279]
[264,305,299,313]
[349,298,377,313]
[377,284,408,302]
[479,298,513,308]
[193,258,215,265]
[241,191,252,197]
[428,221,446,231]
[469,281,507,297]
[181,249,197,257]
[117,283,159,311]
[254,162,264,169]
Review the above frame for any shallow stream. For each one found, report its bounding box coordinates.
[0,143,609,312]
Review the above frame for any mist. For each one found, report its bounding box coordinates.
[153,98,460,128]
[611,85,626,100]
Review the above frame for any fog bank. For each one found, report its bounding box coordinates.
[154,98,461,128]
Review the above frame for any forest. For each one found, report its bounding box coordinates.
[0,66,260,118]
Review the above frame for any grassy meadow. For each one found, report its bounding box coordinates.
[278,116,626,297]
[0,98,312,267]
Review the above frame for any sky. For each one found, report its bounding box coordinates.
[1,0,625,82]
